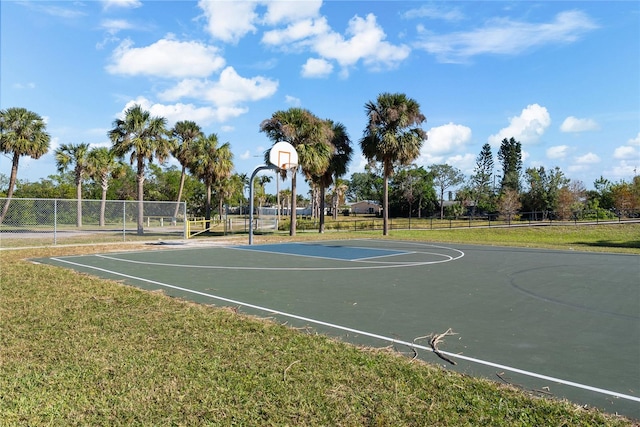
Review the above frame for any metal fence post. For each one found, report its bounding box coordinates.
[123,201,126,242]
[53,199,57,245]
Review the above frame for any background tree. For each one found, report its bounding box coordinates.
[256,175,272,216]
[389,166,435,219]
[0,173,8,196]
[557,180,586,220]
[12,175,74,199]
[55,142,90,227]
[588,176,615,211]
[611,177,640,217]
[347,166,383,203]
[429,164,464,219]
[109,104,171,235]
[331,178,349,220]
[470,143,495,213]
[0,107,51,223]
[497,188,521,223]
[171,120,202,222]
[188,133,233,229]
[316,121,352,233]
[360,92,427,235]
[521,166,568,219]
[497,137,522,193]
[86,146,125,226]
[260,108,333,236]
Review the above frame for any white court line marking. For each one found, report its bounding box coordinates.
[227,244,410,263]
[49,256,640,404]
[94,245,463,270]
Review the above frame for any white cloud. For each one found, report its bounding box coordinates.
[560,116,599,132]
[13,82,36,89]
[102,0,142,10]
[198,0,259,44]
[606,161,638,179]
[446,153,475,174]
[568,153,599,174]
[106,38,226,78]
[613,146,638,160]
[24,3,86,19]
[262,0,322,25]
[402,5,464,22]
[416,10,598,63]
[422,123,472,155]
[158,66,278,109]
[301,58,333,78]
[314,14,410,69]
[574,152,600,164]
[240,150,251,160]
[546,145,569,159]
[488,104,551,146]
[628,132,640,146]
[262,17,330,46]
[100,19,135,35]
[119,97,246,126]
[264,13,410,75]
[285,95,301,106]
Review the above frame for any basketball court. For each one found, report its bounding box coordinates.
[35,239,640,418]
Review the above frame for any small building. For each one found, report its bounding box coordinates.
[350,200,382,215]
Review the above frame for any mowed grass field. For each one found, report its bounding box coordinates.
[1,224,638,426]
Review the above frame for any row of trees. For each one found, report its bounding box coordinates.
[348,138,639,221]
[0,93,427,236]
[2,100,638,236]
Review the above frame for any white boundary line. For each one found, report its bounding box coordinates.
[93,245,463,270]
[49,256,640,404]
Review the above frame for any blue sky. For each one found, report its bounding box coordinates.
[1,0,639,196]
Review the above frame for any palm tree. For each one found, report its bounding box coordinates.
[86,147,125,226]
[316,121,352,233]
[260,108,333,236]
[213,177,236,234]
[360,93,427,235]
[188,133,233,230]
[108,104,171,235]
[171,120,202,223]
[0,107,51,224]
[332,178,349,220]
[256,175,272,216]
[55,142,90,227]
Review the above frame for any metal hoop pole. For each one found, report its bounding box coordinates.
[249,164,277,245]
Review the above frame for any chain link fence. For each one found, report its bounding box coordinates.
[0,198,186,248]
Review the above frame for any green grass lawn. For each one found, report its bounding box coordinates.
[1,224,638,426]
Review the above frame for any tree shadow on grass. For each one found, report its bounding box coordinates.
[573,240,640,249]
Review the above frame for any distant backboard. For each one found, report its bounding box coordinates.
[269,141,299,170]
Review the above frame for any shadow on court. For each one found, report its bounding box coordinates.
[37,239,640,419]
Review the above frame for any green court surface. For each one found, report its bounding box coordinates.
[37,239,640,418]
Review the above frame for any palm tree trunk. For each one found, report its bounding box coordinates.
[383,175,389,236]
[332,191,338,220]
[100,185,107,227]
[76,179,82,228]
[205,184,212,231]
[319,184,326,233]
[172,166,186,225]
[218,197,224,232]
[290,172,297,236]
[136,159,145,236]
[0,153,20,224]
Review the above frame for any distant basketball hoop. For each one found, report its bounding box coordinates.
[269,141,298,171]
[248,141,299,245]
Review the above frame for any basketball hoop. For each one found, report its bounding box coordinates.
[269,141,298,171]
